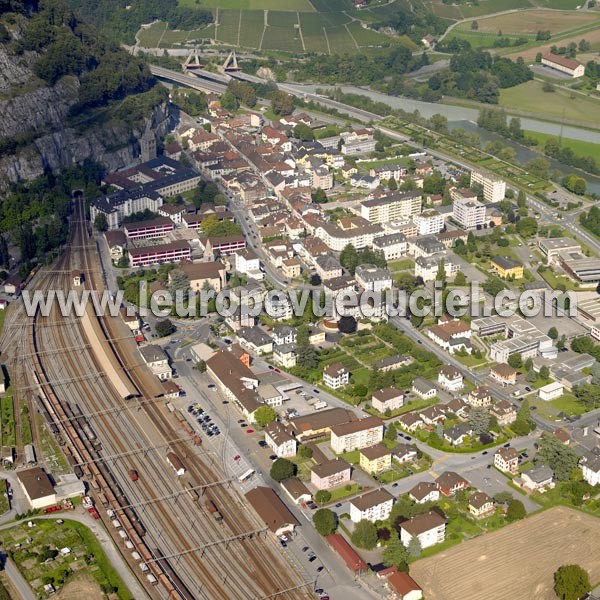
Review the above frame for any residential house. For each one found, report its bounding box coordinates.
[176,261,226,293]
[314,254,343,280]
[386,572,423,600]
[330,416,384,453]
[490,363,517,386]
[521,464,554,492]
[237,326,273,355]
[399,511,446,549]
[467,386,492,408]
[355,265,393,292]
[373,354,410,373]
[419,405,446,426]
[280,477,312,505]
[349,488,394,523]
[427,319,472,355]
[359,444,392,474]
[397,412,425,433]
[282,258,302,279]
[264,422,297,458]
[273,343,297,368]
[445,397,469,420]
[311,458,352,490]
[468,491,495,519]
[580,450,600,486]
[494,447,519,474]
[372,233,408,261]
[412,377,437,400]
[372,387,404,414]
[288,408,356,441]
[436,471,468,496]
[409,481,440,504]
[393,444,418,465]
[444,423,472,446]
[490,400,517,425]
[323,363,350,390]
[272,325,296,346]
[438,366,463,392]
[491,256,524,280]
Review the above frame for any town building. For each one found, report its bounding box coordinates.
[264,422,297,458]
[359,444,392,474]
[399,511,446,549]
[413,209,445,236]
[444,423,472,446]
[128,240,191,268]
[288,408,356,441]
[280,477,312,505]
[393,444,418,465]
[537,238,581,262]
[397,412,425,433]
[310,458,352,490]
[467,386,492,408]
[17,467,56,509]
[245,487,299,537]
[139,344,172,380]
[415,254,459,283]
[371,387,404,413]
[412,377,437,400]
[175,261,226,293]
[521,464,554,492]
[330,416,384,453]
[427,319,472,354]
[372,233,408,261]
[491,256,524,280]
[490,400,517,425]
[452,195,486,230]
[538,382,564,401]
[470,171,506,203]
[349,488,394,523]
[490,363,517,386]
[436,471,468,496]
[386,572,423,600]
[438,366,463,392]
[355,265,393,292]
[238,327,273,355]
[359,193,421,224]
[581,450,600,486]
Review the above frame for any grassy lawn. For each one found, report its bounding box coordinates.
[0,480,9,515]
[289,455,315,482]
[338,450,360,465]
[530,394,587,419]
[453,353,488,368]
[537,267,582,291]
[389,258,415,271]
[0,395,14,447]
[499,80,600,126]
[524,129,600,162]
[5,518,132,599]
[328,483,363,502]
[377,463,408,483]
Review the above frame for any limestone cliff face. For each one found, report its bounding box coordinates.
[0,46,169,191]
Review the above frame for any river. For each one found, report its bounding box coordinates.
[286,83,600,193]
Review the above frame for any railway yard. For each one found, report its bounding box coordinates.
[0,197,312,600]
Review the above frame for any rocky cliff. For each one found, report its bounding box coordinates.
[0,11,169,191]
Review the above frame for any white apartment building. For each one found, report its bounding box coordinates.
[359,192,421,224]
[354,265,393,292]
[438,366,463,392]
[265,293,293,322]
[330,416,384,453]
[349,488,394,523]
[413,209,445,236]
[235,249,261,277]
[399,511,446,549]
[372,233,408,261]
[323,363,350,390]
[470,171,506,203]
[415,254,459,283]
[315,222,383,252]
[264,422,297,458]
[452,197,487,230]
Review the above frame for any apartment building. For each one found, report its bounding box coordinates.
[323,363,350,390]
[399,511,446,549]
[349,488,394,523]
[413,209,445,236]
[470,171,506,203]
[311,458,352,490]
[359,444,392,474]
[372,233,408,261]
[452,195,486,230]
[359,192,421,224]
[330,416,384,453]
[128,240,191,268]
[355,264,393,292]
[264,422,297,458]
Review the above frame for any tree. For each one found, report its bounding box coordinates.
[493,491,513,504]
[195,360,207,373]
[471,20,479,30]
[220,90,238,111]
[297,324,318,370]
[313,508,336,536]
[539,365,550,380]
[383,532,409,570]
[516,217,538,238]
[517,189,526,208]
[311,188,328,204]
[526,370,537,383]
[271,91,294,116]
[512,398,532,436]
[506,499,526,522]
[340,244,359,274]
[293,123,315,141]
[524,357,533,372]
[297,444,313,459]
[270,458,296,482]
[469,407,490,435]
[407,536,422,558]
[169,269,189,296]
[94,212,108,231]
[155,319,176,338]
[388,177,398,191]
[254,406,277,427]
[351,520,378,550]
[536,432,579,481]
[454,271,467,286]
[338,316,357,334]
[315,490,332,505]
[554,564,591,600]
[385,422,397,441]
[507,353,522,370]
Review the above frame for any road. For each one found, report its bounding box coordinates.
[4,558,35,600]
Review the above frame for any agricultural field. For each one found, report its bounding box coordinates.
[428,0,534,20]
[411,507,600,600]
[179,0,315,9]
[499,80,600,126]
[215,9,242,45]
[457,9,599,35]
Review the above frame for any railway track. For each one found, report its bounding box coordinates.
[4,197,312,600]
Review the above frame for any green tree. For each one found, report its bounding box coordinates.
[536,432,579,481]
[508,353,522,370]
[293,123,315,141]
[155,319,175,337]
[270,458,296,481]
[313,508,336,536]
[454,271,467,286]
[554,564,591,600]
[407,536,422,558]
[315,490,332,505]
[254,405,277,427]
[311,188,328,204]
[297,444,313,459]
[195,360,207,373]
[94,212,108,231]
[517,189,526,208]
[297,324,318,370]
[539,365,550,380]
[351,520,378,550]
[506,499,526,522]
[388,177,398,191]
[469,407,490,435]
[271,90,294,116]
[340,244,359,275]
[516,217,538,238]
[383,532,409,570]
[220,90,238,111]
[526,370,537,383]
[512,398,532,436]
[385,422,397,441]
[493,491,513,504]
[524,357,533,372]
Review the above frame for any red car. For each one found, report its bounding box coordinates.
[246,429,254,434]
[233,455,241,461]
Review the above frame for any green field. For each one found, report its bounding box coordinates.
[458,0,534,18]
[239,10,265,47]
[446,30,530,49]
[535,0,582,8]
[499,80,600,126]
[524,129,600,162]
[216,9,242,44]
[181,0,314,9]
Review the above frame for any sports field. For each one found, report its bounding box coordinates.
[456,9,599,34]
[411,507,600,600]
[499,80,600,126]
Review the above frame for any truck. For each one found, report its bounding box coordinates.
[204,499,223,522]
[128,469,139,482]
[87,507,100,520]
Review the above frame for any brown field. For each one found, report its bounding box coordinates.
[505,26,600,61]
[411,507,600,600]
[463,9,599,34]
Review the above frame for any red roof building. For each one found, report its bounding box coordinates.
[326,534,368,574]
